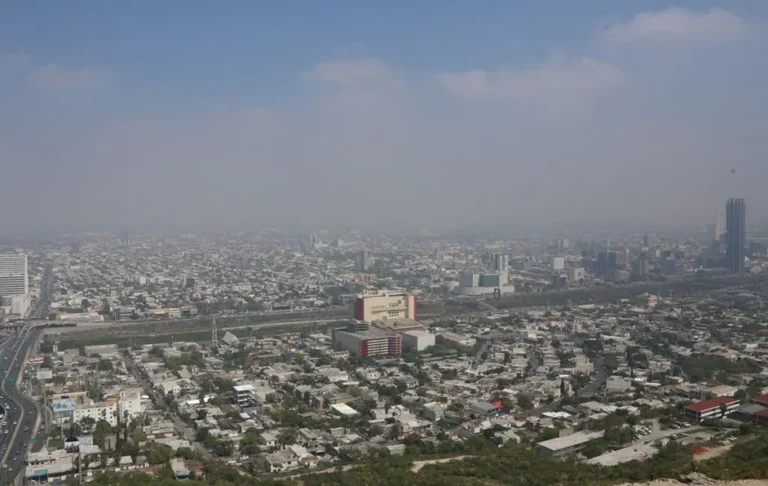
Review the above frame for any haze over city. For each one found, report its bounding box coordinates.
[2,1,767,231]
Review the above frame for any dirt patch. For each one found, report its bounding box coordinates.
[411,455,472,473]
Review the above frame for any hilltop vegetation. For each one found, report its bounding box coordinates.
[76,433,768,486]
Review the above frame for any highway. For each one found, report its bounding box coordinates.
[0,325,42,484]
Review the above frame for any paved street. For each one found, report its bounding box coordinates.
[0,325,43,484]
[0,267,53,484]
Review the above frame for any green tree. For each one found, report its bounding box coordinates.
[240,428,263,456]
[389,423,403,440]
[93,420,112,449]
[175,447,200,460]
[517,394,534,410]
[98,360,114,371]
[99,299,111,316]
[143,443,172,465]
[213,440,234,457]
[278,428,298,446]
[195,427,210,443]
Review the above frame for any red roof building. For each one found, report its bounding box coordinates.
[754,408,768,425]
[685,397,739,422]
[754,394,768,407]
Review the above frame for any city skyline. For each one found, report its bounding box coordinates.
[2,2,767,231]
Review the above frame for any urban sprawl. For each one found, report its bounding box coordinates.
[2,202,768,485]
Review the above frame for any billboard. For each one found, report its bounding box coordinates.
[64,437,79,453]
[37,369,53,380]
[52,399,76,413]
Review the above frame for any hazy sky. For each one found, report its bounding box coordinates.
[2,1,767,231]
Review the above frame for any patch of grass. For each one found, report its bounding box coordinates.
[55,321,344,350]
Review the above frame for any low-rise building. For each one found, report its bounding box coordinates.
[233,384,256,407]
[170,458,190,479]
[684,397,739,423]
[536,431,605,458]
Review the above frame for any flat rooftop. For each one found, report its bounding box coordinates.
[338,328,393,339]
[537,430,604,452]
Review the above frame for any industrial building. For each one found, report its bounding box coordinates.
[333,325,402,357]
[352,290,416,322]
[401,330,436,351]
[536,430,605,458]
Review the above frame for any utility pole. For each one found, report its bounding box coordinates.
[211,318,218,351]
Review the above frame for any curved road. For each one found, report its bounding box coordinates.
[0,325,42,484]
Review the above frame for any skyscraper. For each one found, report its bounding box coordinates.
[726,198,746,274]
[489,253,509,273]
[596,250,620,281]
[714,208,725,242]
[0,253,29,297]
[355,250,369,273]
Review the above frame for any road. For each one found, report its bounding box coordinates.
[29,265,54,320]
[0,325,43,484]
[577,356,607,397]
[0,267,53,483]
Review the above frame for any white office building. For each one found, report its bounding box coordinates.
[0,253,28,298]
[11,293,30,316]
[567,267,585,282]
[401,330,436,351]
[552,257,565,271]
[456,271,514,296]
[73,402,119,427]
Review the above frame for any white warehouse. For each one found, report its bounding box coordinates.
[402,330,436,351]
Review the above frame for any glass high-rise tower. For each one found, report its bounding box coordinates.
[725,198,746,273]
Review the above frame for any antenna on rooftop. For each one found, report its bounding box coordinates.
[211,317,218,350]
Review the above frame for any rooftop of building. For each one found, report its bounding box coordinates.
[373,318,424,331]
[686,396,738,412]
[337,328,395,339]
[537,430,605,452]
